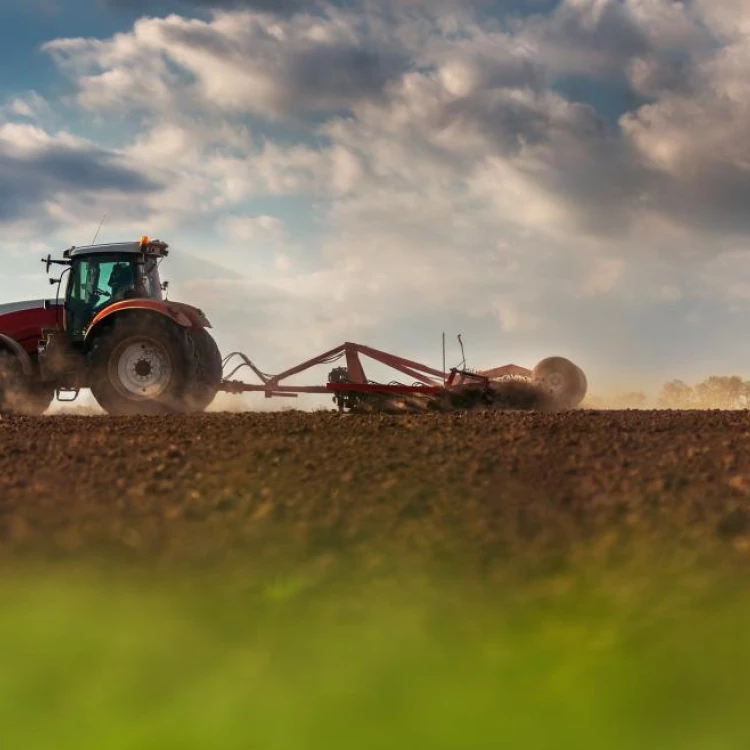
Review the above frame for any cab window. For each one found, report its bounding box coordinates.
[66,256,138,334]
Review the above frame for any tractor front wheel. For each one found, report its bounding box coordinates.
[87,314,193,416]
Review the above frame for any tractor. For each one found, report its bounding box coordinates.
[0,236,589,416]
[0,237,222,415]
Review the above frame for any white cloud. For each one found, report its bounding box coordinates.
[219,214,284,242]
[522,0,709,84]
[4,0,750,394]
[620,20,750,235]
[0,119,164,234]
[694,0,750,39]
[491,295,536,333]
[580,257,625,296]
[44,10,406,119]
[657,284,682,303]
[4,92,52,121]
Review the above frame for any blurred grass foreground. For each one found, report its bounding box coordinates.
[1,548,750,750]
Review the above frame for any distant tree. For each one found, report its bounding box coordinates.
[658,379,694,408]
[694,375,744,409]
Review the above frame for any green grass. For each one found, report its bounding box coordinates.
[1,551,750,750]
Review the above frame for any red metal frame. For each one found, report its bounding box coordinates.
[219,341,533,400]
[0,304,61,354]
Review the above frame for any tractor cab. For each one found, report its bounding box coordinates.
[62,237,168,338]
[29,235,222,414]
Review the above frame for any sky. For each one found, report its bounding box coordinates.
[1,0,750,407]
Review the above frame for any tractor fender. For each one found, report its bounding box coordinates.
[83,300,211,345]
[0,333,33,376]
[164,301,212,329]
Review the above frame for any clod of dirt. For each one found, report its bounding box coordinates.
[717,508,750,539]
[0,410,748,569]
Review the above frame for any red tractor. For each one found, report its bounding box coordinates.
[0,237,222,415]
[0,236,588,415]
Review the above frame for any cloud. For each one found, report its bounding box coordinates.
[218,214,284,242]
[491,294,536,333]
[619,12,750,236]
[525,0,651,77]
[580,257,625,296]
[2,92,52,122]
[694,0,750,39]
[522,0,709,85]
[39,4,650,241]
[38,1,750,248]
[0,123,162,226]
[8,0,750,393]
[105,0,312,15]
[45,10,409,119]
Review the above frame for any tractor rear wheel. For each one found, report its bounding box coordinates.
[184,327,223,413]
[532,356,587,409]
[0,352,54,415]
[87,314,193,416]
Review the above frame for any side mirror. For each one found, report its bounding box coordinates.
[41,254,71,274]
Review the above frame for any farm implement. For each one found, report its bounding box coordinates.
[0,237,587,415]
[220,342,587,413]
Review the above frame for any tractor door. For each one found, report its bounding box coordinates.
[65,256,138,337]
[65,259,97,337]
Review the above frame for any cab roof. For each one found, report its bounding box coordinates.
[65,242,141,258]
[63,239,169,259]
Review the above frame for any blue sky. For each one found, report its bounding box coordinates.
[1,0,749,406]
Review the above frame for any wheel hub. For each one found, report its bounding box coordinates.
[545,373,565,393]
[114,339,173,398]
[134,359,152,378]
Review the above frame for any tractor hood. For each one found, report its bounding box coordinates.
[0,299,62,353]
[0,299,55,318]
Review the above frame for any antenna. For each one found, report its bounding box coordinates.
[457,334,466,370]
[442,332,446,386]
[91,214,107,244]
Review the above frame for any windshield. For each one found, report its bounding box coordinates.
[65,253,163,335]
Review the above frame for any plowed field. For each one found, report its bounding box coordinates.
[2,409,749,569]
[5,409,750,750]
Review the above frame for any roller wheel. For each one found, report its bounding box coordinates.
[532,356,587,408]
[574,365,588,406]
[87,313,193,416]
[184,327,223,413]
[0,351,53,415]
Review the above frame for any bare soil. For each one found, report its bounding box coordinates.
[1,409,749,571]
